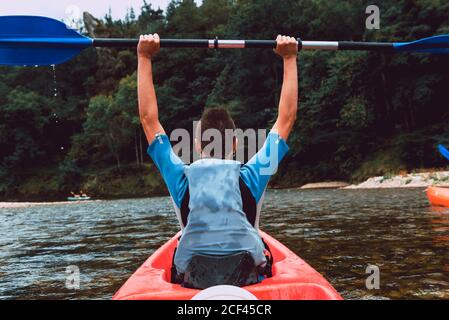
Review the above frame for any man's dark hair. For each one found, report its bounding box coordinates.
[198,107,236,158]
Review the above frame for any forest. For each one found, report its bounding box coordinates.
[1,0,449,200]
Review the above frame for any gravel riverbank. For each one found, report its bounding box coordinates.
[346,171,449,189]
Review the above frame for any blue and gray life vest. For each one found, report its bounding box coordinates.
[174,158,266,273]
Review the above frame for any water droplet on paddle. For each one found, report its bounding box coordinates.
[51,64,59,97]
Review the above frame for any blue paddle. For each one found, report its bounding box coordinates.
[1,15,449,66]
[438,144,449,161]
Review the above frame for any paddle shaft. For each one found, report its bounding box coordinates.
[93,38,395,51]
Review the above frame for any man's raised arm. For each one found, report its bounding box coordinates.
[137,34,165,144]
[272,35,299,141]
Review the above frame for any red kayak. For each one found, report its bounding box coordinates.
[427,186,449,207]
[113,231,342,300]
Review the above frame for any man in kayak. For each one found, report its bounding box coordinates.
[137,34,298,288]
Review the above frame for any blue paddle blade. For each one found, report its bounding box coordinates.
[0,16,93,66]
[438,144,449,161]
[394,35,449,54]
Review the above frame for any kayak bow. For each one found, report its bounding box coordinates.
[113,231,342,300]
[427,186,449,207]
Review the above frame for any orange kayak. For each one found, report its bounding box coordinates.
[427,186,449,207]
[113,231,342,300]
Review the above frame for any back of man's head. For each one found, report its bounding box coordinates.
[197,107,236,159]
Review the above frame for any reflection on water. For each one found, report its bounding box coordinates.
[0,188,448,299]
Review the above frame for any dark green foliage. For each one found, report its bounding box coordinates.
[1,0,449,199]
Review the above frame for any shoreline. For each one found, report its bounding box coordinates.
[0,200,99,209]
[2,171,448,207]
[345,171,449,189]
[299,181,350,189]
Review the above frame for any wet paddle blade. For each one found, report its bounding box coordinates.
[394,35,449,54]
[0,16,92,66]
[438,144,449,161]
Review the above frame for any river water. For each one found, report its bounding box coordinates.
[0,188,447,300]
